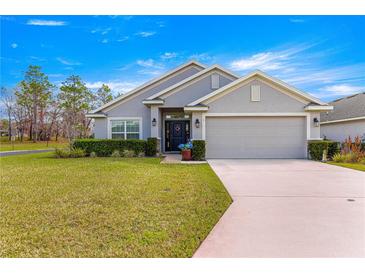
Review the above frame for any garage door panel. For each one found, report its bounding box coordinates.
[206,117,306,159]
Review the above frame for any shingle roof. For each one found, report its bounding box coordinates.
[320,92,365,122]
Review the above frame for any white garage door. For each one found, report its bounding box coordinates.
[205,116,307,159]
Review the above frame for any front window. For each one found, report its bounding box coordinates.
[111,119,140,139]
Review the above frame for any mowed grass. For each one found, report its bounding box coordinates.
[0,140,68,151]
[327,161,365,172]
[0,153,231,257]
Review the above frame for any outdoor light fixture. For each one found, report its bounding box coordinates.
[313,117,319,127]
[152,118,157,127]
[195,118,200,128]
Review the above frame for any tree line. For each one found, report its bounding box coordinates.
[1,65,114,143]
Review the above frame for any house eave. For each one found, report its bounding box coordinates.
[85,113,107,118]
[320,116,365,125]
[183,106,209,112]
[304,105,334,112]
[142,99,165,105]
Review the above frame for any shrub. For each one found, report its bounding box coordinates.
[308,140,339,161]
[111,150,121,157]
[55,148,71,158]
[341,136,365,162]
[192,140,206,161]
[73,139,146,157]
[70,148,86,158]
[54,148,86,158]
[146,137,158,156]
[122,149,135,157]
[137,151,145,157]
[90,151,97,158]
[332,153,346,163]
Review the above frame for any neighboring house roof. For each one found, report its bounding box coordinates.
[90,60,206,114]
[144,64,239,102]
[187,70,328,107]
[320,92,365,123]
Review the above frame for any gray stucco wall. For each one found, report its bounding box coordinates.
[207,79,307,113]
[191,112,203,140]
[96,66,201,139]
[321,119,365,142]
[162,73,234,107]
[309,112,321,139]
[93,118,108,139]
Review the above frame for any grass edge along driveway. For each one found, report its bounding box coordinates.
[327,161,365,172]
[0,153,231,257]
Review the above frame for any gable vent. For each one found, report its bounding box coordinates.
[251,85,261,102]
[211,74,220,89]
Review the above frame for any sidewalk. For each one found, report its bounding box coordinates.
[0,149,54,157]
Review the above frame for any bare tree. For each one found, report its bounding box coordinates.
[1,87,14,140]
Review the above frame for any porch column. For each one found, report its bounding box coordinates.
[150,106,161,139]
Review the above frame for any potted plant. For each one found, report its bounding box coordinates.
[178,142,193,161]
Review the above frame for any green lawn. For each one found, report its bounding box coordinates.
[327,161,365,172]
[0,153,231,257]
[0,140,68,151]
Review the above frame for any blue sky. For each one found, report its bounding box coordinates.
[1,15,365,102]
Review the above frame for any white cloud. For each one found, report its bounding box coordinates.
[27,19,67,26]
[135,31,156,38]
[136,59,163,69]
[11,43,18,49]
[189,53,213,62]
[160,52,177,59]
[85,80,141,94]
[136,59,165,76]
[101,39,109,44]
[57,57,81,66]
[229,44,313,71]
[117,36,129,42]
[290,19,305,23]
[91,27,111,35]
[317,84,365,97]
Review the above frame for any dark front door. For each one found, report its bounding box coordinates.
[165,121,190,152]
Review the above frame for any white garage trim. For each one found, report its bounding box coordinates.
[201,112,311,140]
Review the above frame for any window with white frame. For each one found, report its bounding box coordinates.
[111,119,140,139]
[251,85,261,102]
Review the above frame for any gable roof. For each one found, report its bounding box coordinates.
[187,70,328,107]
[320,92,365,122]
[145,64,239,101]
[90,60,206,113]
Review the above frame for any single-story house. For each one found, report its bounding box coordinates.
[87,60,333,159]
[320,92,365,142]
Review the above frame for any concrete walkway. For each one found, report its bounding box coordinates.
[194,159,365,257]
[0,149,54,157]
[161,153,206,164]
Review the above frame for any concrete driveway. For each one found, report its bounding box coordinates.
[194,160,365,257]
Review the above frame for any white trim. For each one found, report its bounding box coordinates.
[85,113,107,118]
[201,112,311,141]
[142,99,164,105]
[146,65,239,100]
[183,106,209,112]
[91,60,206,113]
[204,112,308,117]
[304,105,334,111]
[320,116,365,125]
[188,70,327,107]
[107,117,143,140]
[306,114,311,140]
